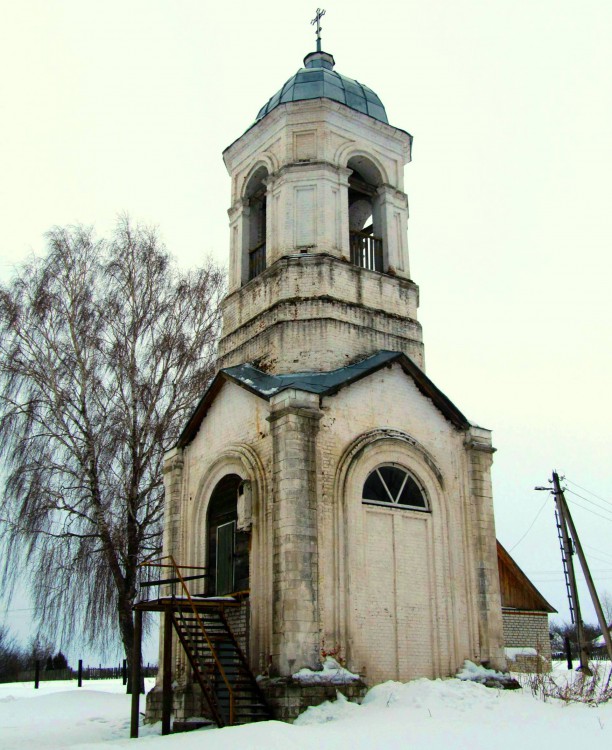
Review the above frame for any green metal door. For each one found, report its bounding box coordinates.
[216,521,235,595]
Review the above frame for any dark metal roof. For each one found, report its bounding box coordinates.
[223,350,400,398]
[177,351,471,448]
[256,50,388,125]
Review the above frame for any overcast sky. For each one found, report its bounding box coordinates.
[1,1,612,662]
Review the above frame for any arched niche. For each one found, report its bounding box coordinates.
[189,445,271,669]
[331,430,458,682]
[347,155,384,272]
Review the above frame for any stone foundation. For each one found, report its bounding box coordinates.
[259,677,368,723]
[147,677,368,726]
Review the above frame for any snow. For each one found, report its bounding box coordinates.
[0,678,156,750]
[259,387,279,395]
[292,657,361,684]
[0,667,610,750]
[505,647,538,660]
[455,659,507,682]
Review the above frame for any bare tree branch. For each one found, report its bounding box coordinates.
[0,217,225,665]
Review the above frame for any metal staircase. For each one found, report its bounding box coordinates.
[171,601,272,726]
[138,556,272,729]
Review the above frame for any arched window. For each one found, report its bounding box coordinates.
[362,465,428,511]
[207,474,250,595]
[243,167,268,281]
[347,155,384,272]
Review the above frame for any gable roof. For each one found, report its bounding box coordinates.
[497,541,557,614]
[177,350,470,448]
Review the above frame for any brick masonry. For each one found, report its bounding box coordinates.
[225,600,249,656]
[217,255,423,373]
[502,610,552,672]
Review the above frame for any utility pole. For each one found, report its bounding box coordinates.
[557,481,612,663]
[551,471,591,673]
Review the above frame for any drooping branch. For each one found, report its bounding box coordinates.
[0,218,225,657]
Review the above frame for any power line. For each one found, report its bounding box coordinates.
[525,569,612,574]
[565,487,612,517]
[508,495,549,553]
[584,543,612,562]
[529,580,612,585]
[580,551,612,568]
[564,496,612,524]
[565,477,612,509]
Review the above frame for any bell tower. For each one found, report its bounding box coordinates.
[218,45,424,373]
[148,16,508,729]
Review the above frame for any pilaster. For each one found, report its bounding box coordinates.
[377,184,410,276]
[265,162,352,265]
[464,427,506,670]
[154,448,185,694]
[162,447,184,564]
[267,390,323,675]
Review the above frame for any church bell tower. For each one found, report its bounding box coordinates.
[150,14,506,728]
[218,43,423,373]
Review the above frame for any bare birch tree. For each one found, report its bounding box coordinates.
[0,217,225,671]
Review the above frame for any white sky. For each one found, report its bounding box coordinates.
[1,0,612,660]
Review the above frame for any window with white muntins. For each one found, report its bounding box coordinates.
[362,465,429,511]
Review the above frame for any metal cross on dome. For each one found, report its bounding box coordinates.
[311,8,326,52]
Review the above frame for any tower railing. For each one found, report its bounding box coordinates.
[249,242,266,280]
[350,231,383,272]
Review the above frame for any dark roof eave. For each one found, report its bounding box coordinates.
[176,373,227,448]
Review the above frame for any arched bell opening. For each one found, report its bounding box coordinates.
[347,156,384,272]
[243,166,268,282]
[206,474,250,595]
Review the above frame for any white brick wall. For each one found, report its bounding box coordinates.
[502,610,552,671]
[159,361,505,688]
[217,254,423,374]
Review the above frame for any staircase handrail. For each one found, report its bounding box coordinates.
[163,555,236,725]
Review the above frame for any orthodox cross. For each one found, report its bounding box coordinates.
[311,8,326,52]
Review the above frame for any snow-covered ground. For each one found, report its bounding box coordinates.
[0,664,610,750]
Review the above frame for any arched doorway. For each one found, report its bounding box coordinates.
[206,474,250,595]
